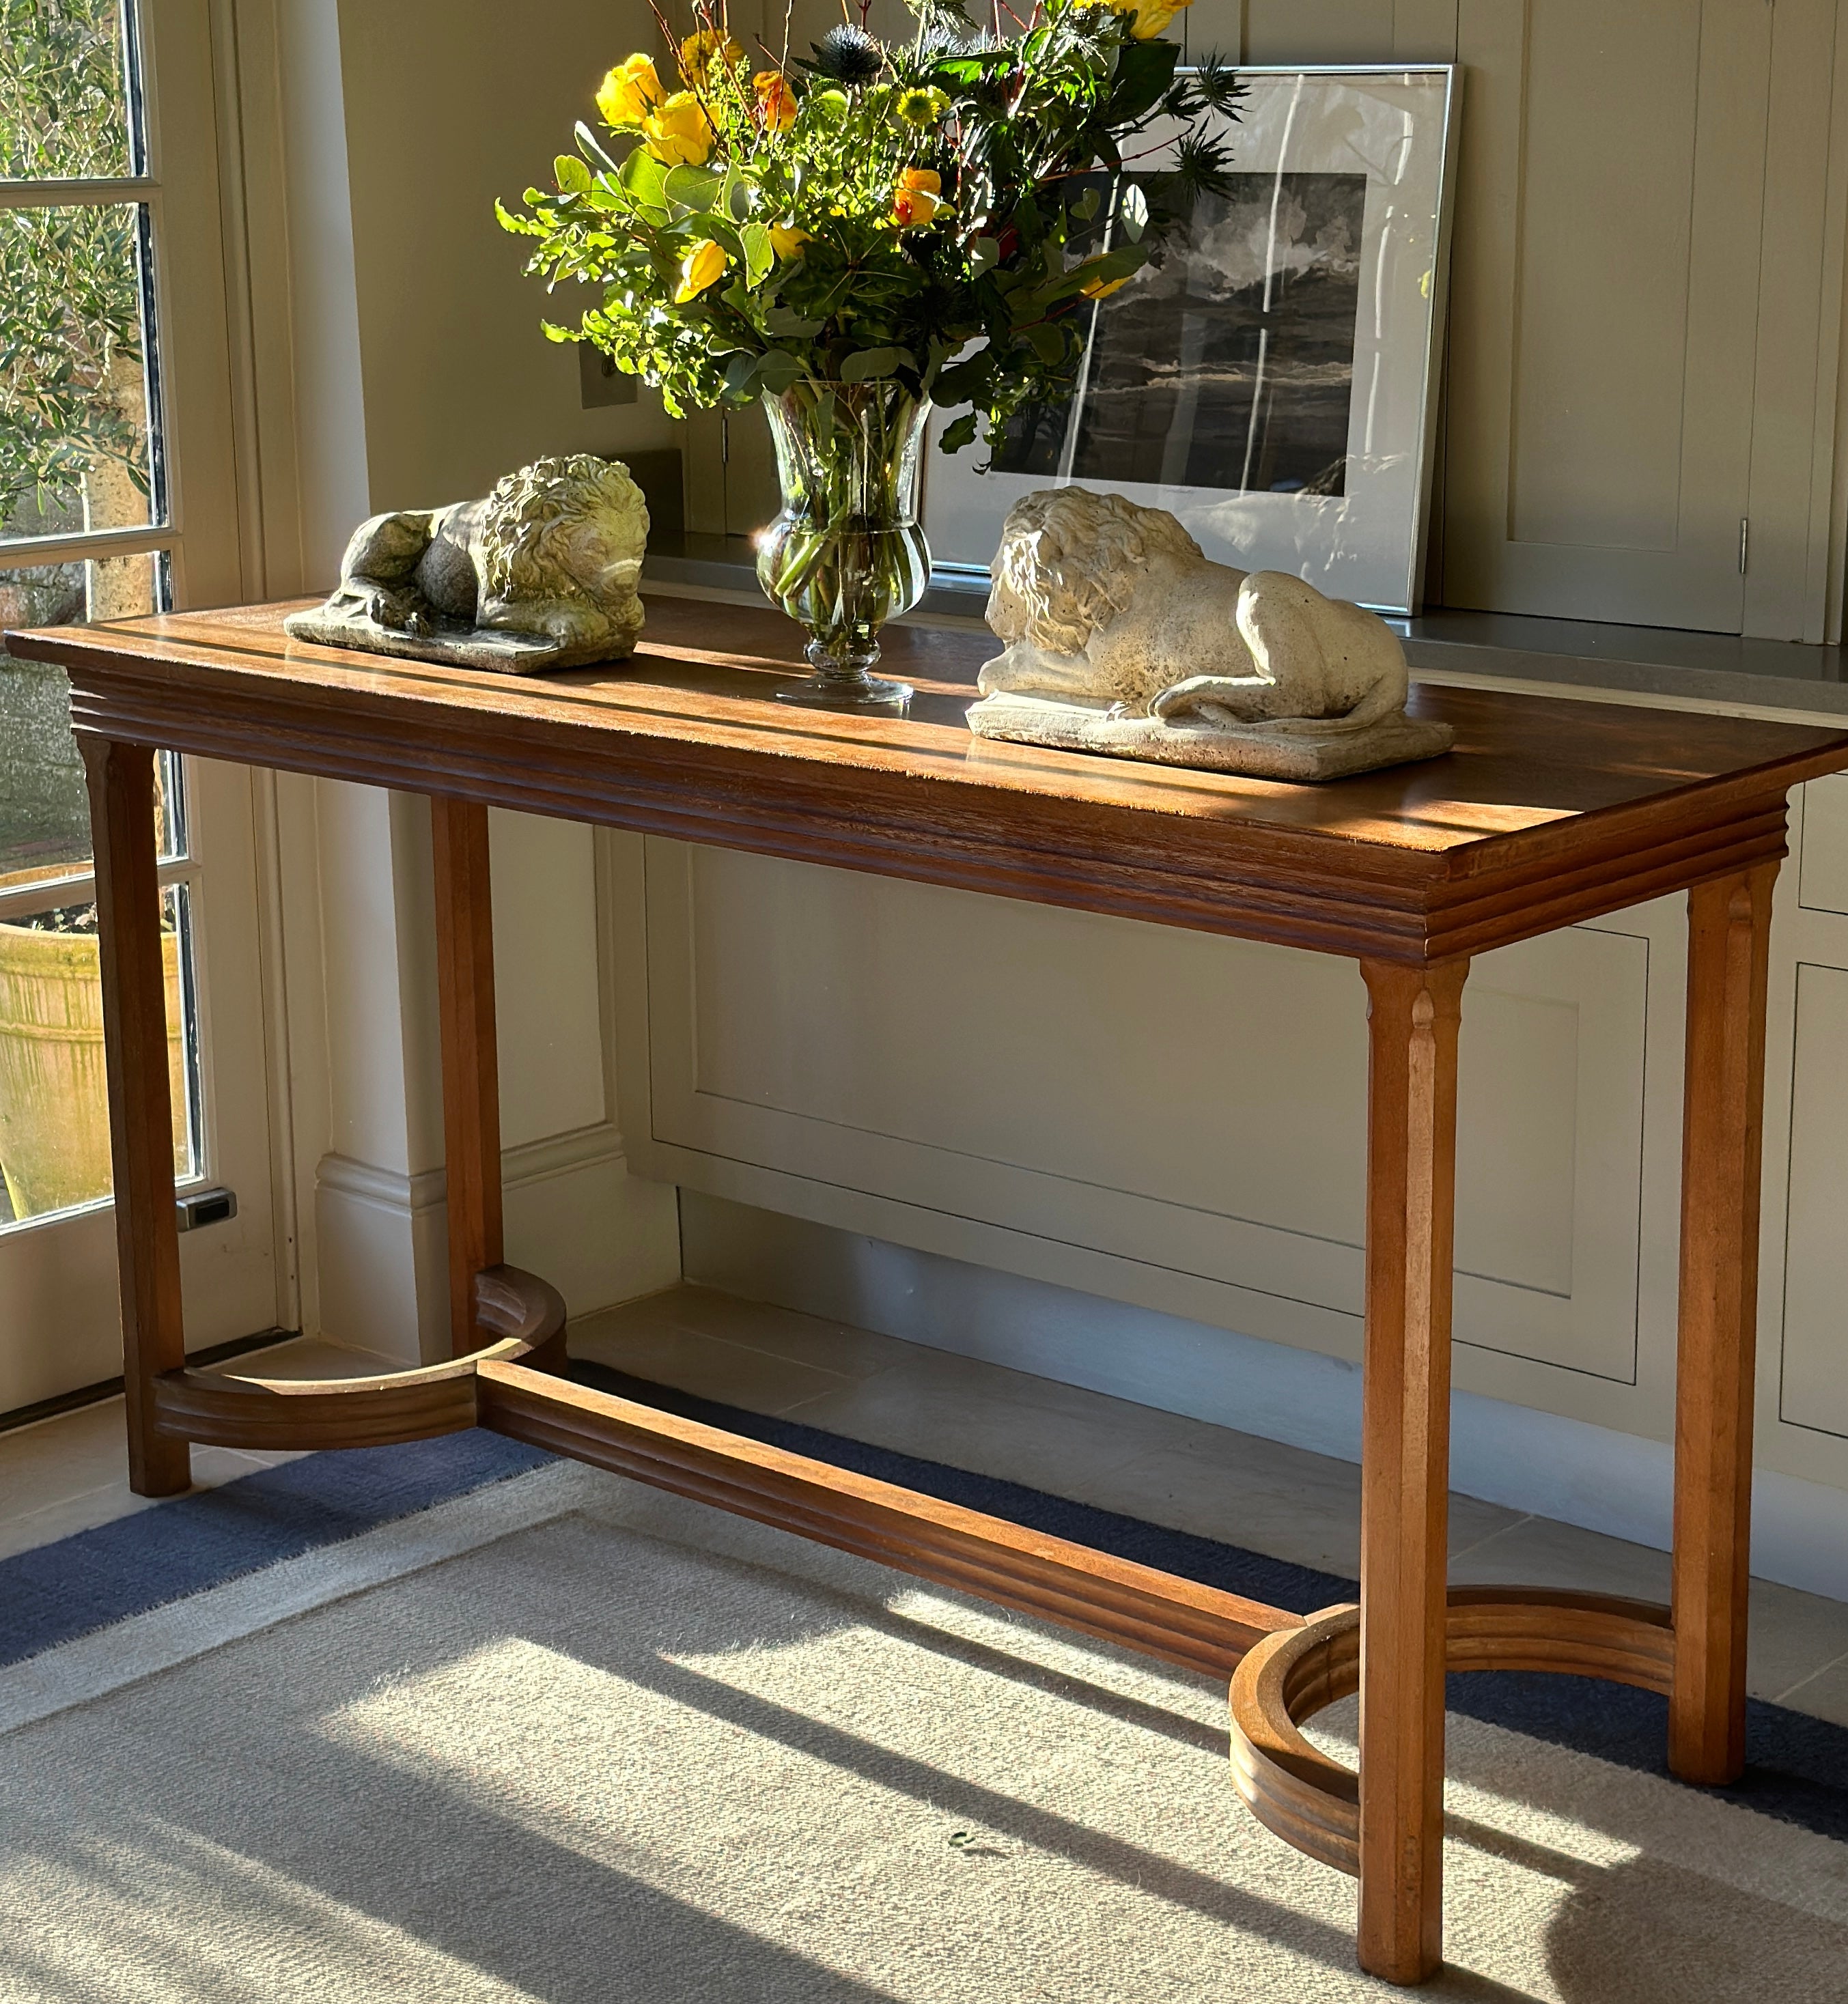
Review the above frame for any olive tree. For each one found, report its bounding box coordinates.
[0,0,145,533]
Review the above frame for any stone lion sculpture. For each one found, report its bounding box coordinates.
[968,488,1453,780]
[284,453,648,673]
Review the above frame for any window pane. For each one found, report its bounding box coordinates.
[0,0,137,182]
[1,202,159,539]
[0,554,177,892]
[0,881,195,1228]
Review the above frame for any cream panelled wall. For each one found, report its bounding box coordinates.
[1222,0,1848,640]
[245,0,682,1357]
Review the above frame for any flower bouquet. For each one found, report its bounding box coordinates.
[501,0,1239,708]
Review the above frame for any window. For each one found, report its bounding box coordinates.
[0,1,195,1226]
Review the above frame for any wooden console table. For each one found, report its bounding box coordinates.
[15,594,1848,1984]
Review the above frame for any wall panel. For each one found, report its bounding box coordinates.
[634,841,1649,1383]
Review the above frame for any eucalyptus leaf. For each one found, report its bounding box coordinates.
[756,350,806,394]
[742,222,775,287]
[838,345,913,383]
[553,154,593,195]
[663,164,725,212]
[1024,320,1066,364]
[765,304,826,337]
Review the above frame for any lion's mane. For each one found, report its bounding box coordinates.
[480,453,647,612]
[988,488,1204,655]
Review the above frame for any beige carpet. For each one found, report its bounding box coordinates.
[1,1461,1845,2003]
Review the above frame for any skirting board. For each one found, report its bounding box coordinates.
[682,1190,1848,1606]
[318,1125,679,1361]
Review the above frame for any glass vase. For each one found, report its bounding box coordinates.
[756,381,932,711]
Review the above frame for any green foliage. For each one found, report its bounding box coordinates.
[0,0,146,527]
[501,0,1239,461]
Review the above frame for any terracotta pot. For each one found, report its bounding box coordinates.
[0,922,186,1221]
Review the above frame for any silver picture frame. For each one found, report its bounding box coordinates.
[921,66,1460,616]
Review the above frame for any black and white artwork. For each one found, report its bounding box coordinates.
[923,67,1458,615]
[992,172,1369,500]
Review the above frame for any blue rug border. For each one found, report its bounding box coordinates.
[3,1362,1845,1850]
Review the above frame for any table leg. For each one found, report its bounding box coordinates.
[1357,957,1468,1984]
[1670,863,1776,1785]
[82,737,190,1497]
[431,797,504,1359]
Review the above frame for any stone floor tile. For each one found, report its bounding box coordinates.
[1770,1653,1848,1728]
[1445,1510,1673,1601]
[570,1318,859,1417]
[656,1286,921,1379]
[785,1357,1166,1497]
[0,1445,274,1560]
[0,1399,142,1523]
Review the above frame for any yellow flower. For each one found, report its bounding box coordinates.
[674,238,730,302]
[1108,0,1192,36]
[754,70,798,132]
[891,166,942,229]
[680,28,746,81]
[596,53,664,128]
[768,222,809,259]
[645,90,717,166]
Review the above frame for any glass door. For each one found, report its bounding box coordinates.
[0,0,280,1412]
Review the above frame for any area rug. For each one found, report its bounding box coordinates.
[1,1379,1845,2003]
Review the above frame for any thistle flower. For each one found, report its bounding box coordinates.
[596,53,664,129]
[811,24,884,85]
[674,238,729,302]
[1172,128,1235,201]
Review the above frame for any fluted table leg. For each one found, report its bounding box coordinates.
[1670,863,1776,1784]
[1356,957,1469,1984]
[83,737,190,1497]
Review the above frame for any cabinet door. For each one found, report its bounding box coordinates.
[1442,0,1772,630]
[634,842,1651,1386]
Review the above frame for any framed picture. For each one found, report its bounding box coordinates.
[921,66,1459,615]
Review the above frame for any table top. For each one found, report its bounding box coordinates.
[14,593,1848,962]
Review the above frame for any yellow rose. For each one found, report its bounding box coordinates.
[596,53,664,128]
[1108,0,1192,36]
[754,70,798,132]
[768,222,809,259]
[645,90,717,167]
[674,238,730,303]
[680,28,746,81]
[891,166,942,229]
